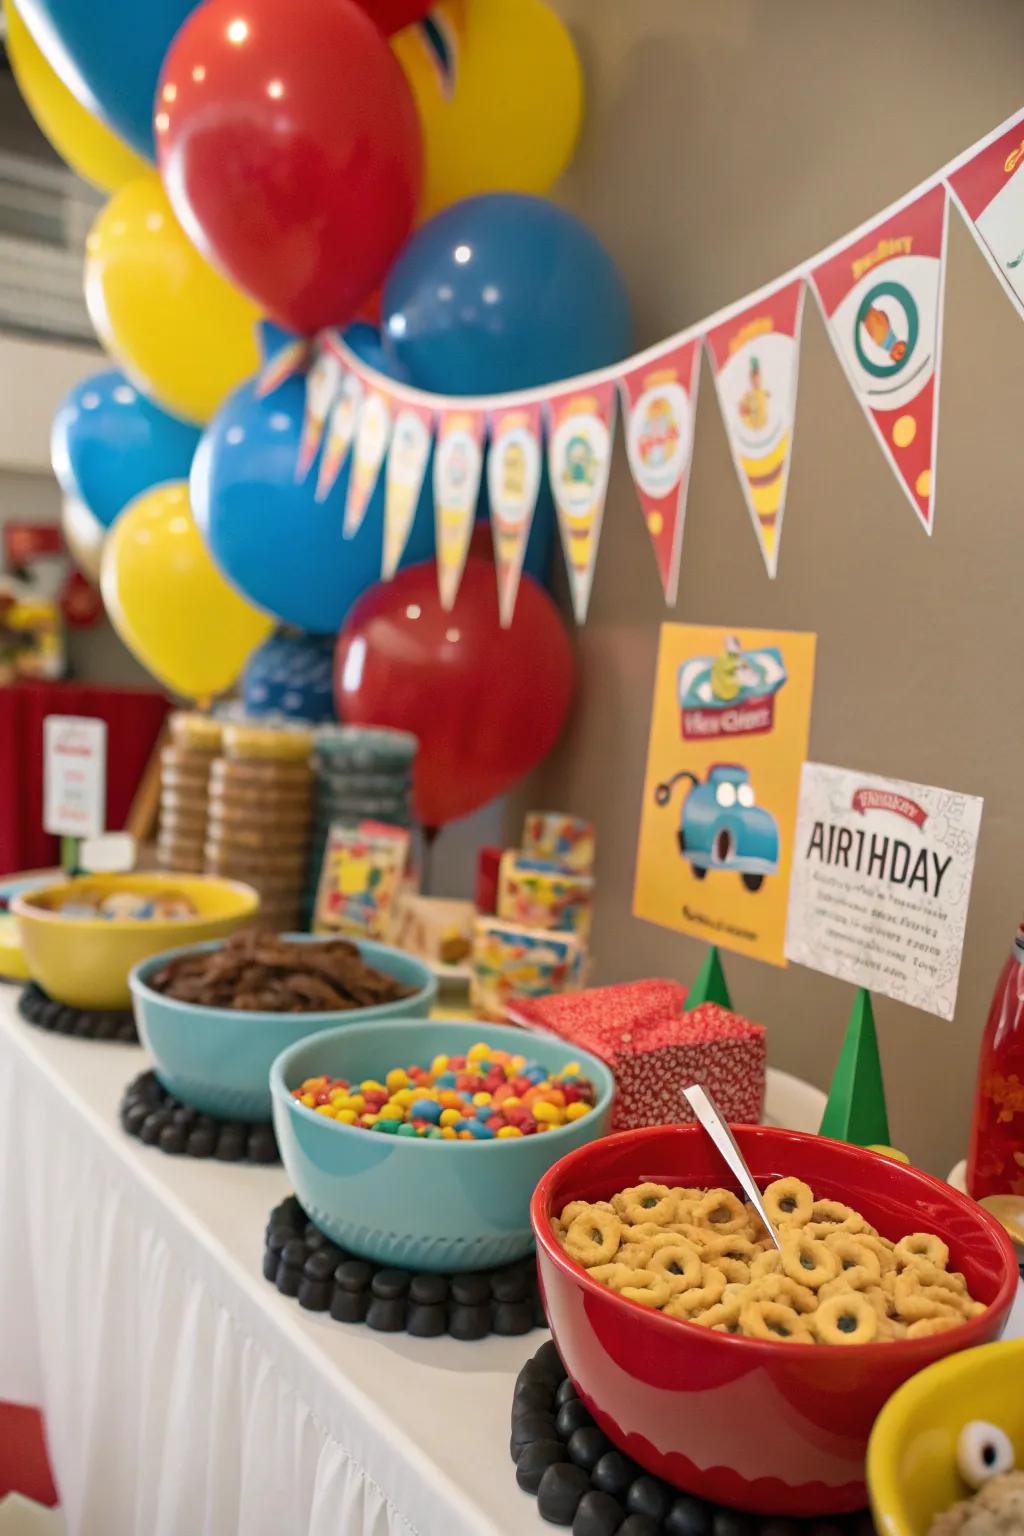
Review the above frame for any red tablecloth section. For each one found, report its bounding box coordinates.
[0,681,169,876]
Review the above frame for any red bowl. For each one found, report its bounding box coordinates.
[531,1124,1018,1516]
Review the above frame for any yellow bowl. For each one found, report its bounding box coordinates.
[13,874,259,1010]
[868,1336,1024,1534]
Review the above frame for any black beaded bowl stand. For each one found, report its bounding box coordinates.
[18,982,139,1043]
[120,1070,280,1163]
[264,1195,546,1340]
[510,1342,877,1536]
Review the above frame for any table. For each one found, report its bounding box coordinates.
[0,993,1018,1536]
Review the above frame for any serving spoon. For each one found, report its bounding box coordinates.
[682,1083,783,1251]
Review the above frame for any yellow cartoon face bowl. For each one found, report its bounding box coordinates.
[867,1336,1024,1534]
[13,874,259,1010]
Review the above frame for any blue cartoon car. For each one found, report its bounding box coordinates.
[654,763,779,892]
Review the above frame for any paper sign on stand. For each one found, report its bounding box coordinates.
[785,763,983,1020]
[43,716,107,842]
[633,624,816,968]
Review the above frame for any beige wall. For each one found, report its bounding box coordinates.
[518,0,1024,1174]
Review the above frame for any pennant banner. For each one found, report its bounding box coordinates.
[254,336,311,400]
[434,409,485,609]
[343,387,393,538]
[487,402,543,627]
[296,348,344,482]
[316,372,363,504]
[810,184,948,534]
[547,380,617,623]
[706,279,805,578]
[619,339,701,605]
[382,402,434,579]
[947,110,1024,323]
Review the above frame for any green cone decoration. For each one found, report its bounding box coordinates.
[818,988,891,1147]
[685,946,733,1011]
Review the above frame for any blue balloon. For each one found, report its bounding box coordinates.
[191,373,436,635]
[382,194,632,395]
[17,0,196,159]
[243,631,337,723]
[51,369,201,530]
[343,322,412,385]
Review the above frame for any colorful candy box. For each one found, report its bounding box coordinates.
[471,918,587,1022]
[523,811,596,873]
[313,823,408,941]
[497,852,594,939]
[509,982,765,1132]
[392,893,475,967]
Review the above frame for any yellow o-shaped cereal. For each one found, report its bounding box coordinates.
[620,1272,672,1309]
[781,1232,841,1291]
[565,1208,623,1267]
[823,1234,882,1290]
[615,1183,677,1226]
[894,1232,950,1272]
[763,1177,814,1228]
[616,1241,655,1269]
[647,1241,702,1290]
[740,1299,811,1341]
[813,1292,879,1344]
[906,1314,961,1339]
[804,1199,866,1240]
[893,1268,962,1323]
[750,1274,818,1314]
[856,1234,897,1276]
[750,1249,783,1281]
[694,1189,749,1235]
[663,1265,727,1318]
[694,1301,742,1332]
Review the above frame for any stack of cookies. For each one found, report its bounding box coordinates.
[156,713,224,873]
[205,724,314,933]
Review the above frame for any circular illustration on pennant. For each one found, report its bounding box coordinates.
[854,281,919,379]
[626,380,691,498]
[489,424,541,531]
[358,393,392,464]
[389,409,431,489]
[551,409,610,529]
[436,427,482,514]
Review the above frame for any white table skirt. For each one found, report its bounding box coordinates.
[4,991,1014,1536]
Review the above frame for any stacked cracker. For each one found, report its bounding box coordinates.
[156,713,223,873]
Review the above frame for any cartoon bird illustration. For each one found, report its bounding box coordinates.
[861,303,906,363]
[710,635,758,702]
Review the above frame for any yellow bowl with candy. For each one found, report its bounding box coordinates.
[13,873,258,1010]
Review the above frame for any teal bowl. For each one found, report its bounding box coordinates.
[270,1018,615,1271]
[129,936,437,1121]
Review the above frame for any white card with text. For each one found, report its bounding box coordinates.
[785,763,982,1020]
[43,715,107,839]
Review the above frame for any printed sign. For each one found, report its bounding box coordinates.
[810,185,949,534]
[43,715,107,838]
[296,349,344,482]
[382,403,433,579]
[785,763,983,1020]
[434,409,484,610]
[487,403,543,626]
[547,381,617,623]
[619,339,701,605]
[634,624,816,967]
[948,111,1024,324]
[343,389,393,536]
[706,280,806,578]
[317,373,364,504]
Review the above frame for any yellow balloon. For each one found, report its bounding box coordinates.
[3,0,147,193]
[393,0,583,218]
[61,495,105,583]
[84,176,262,425]
[100,482,272,700]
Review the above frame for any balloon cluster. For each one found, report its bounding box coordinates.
[17,0,631,821]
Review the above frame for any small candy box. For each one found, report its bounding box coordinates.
[392,893,475,967]
[313,823,408,941]
[508,985,765,1132]
[497,851,594,940]
[470,918,587,1022]
[523,812,596,874]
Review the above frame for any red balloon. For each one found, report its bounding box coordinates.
[335,560,575,828]
[356,1,433,33]
[155,0,423,335]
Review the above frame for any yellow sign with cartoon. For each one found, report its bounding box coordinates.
[633,624,816,966]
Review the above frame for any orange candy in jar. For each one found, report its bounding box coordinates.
[967,924,1024,1199]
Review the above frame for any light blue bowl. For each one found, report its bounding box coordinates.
[270,1018,615,1272]
[129,936,437,1121]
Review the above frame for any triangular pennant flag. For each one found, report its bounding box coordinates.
[618,339,701,605]
[296,347,345,483]
[487,402,543,627]
[316,373,364,504]
[343,388,393,538]
[546,379,618,623]
[947,110,1024,323]
[810,184,949,534]
[254,336,312,399]
[705,279,805,577]
[433,409,485,609]
[684,945,733,1010]
[382,402,434,579]
[818,988,891,1148]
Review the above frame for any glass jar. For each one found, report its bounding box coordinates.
[967,928,1024,1199]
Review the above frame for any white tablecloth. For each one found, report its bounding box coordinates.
[1,991,1018,1536]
